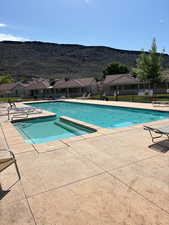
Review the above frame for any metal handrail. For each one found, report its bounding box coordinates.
[0,148,21,179]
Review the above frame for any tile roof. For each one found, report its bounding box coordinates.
[0,79,50,93]
[75,77,96,87]
[103,74,140,86]
[26,79,50,90]
[53,77,96,89]
[54,79,82,89]
[0,82,28,92]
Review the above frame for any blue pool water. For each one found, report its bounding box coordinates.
[14,117,94,144]
[27,101,169,129]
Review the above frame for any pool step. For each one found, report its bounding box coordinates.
[54,120,93,136]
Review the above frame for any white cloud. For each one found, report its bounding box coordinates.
[0,23,7,27]
[0,33,30,41]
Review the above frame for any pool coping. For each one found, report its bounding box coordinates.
[62,99,169,112]
[24,99,169,131]
[2,99,169,154]
[24,98,169,112]
[60,116,99,132]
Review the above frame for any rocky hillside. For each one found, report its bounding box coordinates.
[0,41,168,80]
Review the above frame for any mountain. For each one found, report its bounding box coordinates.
[0,41,169,80]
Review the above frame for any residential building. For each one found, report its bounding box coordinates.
[53,77,97,97]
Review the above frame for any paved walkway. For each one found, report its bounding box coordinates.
[1,100,169,225]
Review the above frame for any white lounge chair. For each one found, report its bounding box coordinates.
[7,105,42,120]
[144,125,169,143]
[0,148,21,198]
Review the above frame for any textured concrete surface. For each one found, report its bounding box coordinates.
[1,100,169,225]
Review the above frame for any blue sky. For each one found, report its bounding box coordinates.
[0,0,169,53]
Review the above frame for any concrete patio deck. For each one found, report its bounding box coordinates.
[1,100,169,225]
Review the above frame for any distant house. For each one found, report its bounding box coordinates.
[0,83,16,97]
[103,74,140,95]
[0,82,29,98]
[0,79,50,98]
[53,77,97,97]
[1,70,169,99]
[12,82,30,97]
[26,79,50,98]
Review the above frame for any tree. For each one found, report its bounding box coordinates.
[0,75,13,84]
[103,62,129,75]
[132,38,164,88]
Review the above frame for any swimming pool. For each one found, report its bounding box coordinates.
[27,101,169,129]
[14,117,95,144]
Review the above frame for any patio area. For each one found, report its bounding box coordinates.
[1,100,169,225]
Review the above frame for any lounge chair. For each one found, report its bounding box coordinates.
[8,100,16,108]
[7,104,42,120]
[144,125,169,143]
[8,101,34,111]
[0,148,21,180]
[8,100,38,111]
